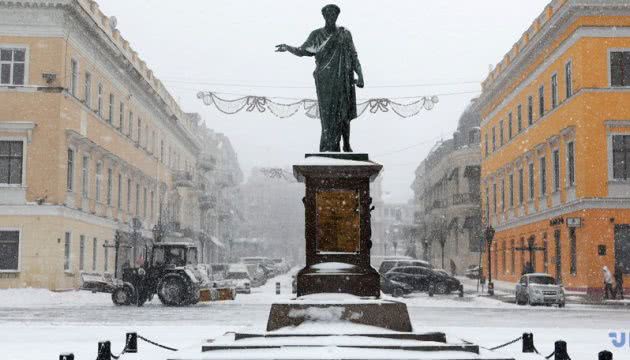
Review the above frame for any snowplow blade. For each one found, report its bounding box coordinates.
[199,287,236,302]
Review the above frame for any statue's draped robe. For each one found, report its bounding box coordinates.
[300,27,359,152]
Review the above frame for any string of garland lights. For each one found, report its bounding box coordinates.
[196,91,441,119]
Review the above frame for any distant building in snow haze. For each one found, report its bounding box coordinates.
[411,100,483,273]
[479,0,630,297]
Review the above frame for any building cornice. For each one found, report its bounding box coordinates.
[478,1,630,123]
[0,0,201,154]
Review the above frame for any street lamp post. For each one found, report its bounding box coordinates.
[485,226,496,296]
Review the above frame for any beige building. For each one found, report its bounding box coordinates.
[0,0,203,289]
[411,100,483,273]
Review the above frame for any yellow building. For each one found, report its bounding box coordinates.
[0,0,200,289]
[478,0,630,296]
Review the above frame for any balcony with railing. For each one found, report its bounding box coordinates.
[173,170,194,188]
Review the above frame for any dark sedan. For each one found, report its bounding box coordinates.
[384,266,461,294]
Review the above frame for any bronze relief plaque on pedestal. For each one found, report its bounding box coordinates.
[316,190,360,254]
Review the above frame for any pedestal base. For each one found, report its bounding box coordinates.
[266,299,412,332]
[297,263,380,298]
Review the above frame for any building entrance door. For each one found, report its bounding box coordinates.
[554,229,562,283]
[614,225,630,274]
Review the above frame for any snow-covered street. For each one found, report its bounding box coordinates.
[1,272,628,360]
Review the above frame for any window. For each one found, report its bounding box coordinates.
[135,183,140,216]
[538,85,545,117]
[97,84,103,116]
[143,187,147,217]
[540,157,547,196]
[67,148,74,191]
[569,228,577,275]
[567,141,575,186]
[104,240,109,272]
[527,96,533,125]
[0,47,26,85]
[152,131,156,153]
[502,240,507,274]
[95,161,102,202]
[509,173,514,208]
[150,190,154,219]
[64,232,71,271]
[518,168,524,205]
[79,235,85,271]
[510,240,515,274]
[0,230,19,270]
[508,113,513,140]
[484,134,488,157]
[106,168,112,206]
[613,135,630,180]
[144,125,148,148]
[81,155,89,199]
[565,61,573,97]
[92,237,97,272]
[493,183,497,214]
[119,103,125,130]
[128,111,133,137]
[553,149,560,191]
[499,120,504,146]
[127,178,131,212]
[528,163,535,200]
[485,186,490,221]
[500,178,505,212]
[137,118,142,144]
[517,105,522,133]
[492,127,496,151]
[551,74,558,109]
[84,72,92,107]
[611,51,630,87]
[70,59,78,97]
[117,174,122,210]
[108,94,114,124]
[0,140,23,185]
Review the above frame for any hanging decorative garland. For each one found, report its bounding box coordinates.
[196,91,439,119]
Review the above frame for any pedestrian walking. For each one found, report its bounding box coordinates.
[603,266,614,300]
[614,264,624,300]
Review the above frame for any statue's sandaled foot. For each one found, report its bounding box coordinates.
[343,145,353,153]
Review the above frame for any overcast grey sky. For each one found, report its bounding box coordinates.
[99,0,549,203]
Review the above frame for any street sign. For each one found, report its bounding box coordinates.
[567,217,582,228]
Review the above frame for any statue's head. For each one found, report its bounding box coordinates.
[321,4,340,26]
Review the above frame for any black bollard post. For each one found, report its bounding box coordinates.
[59,353,74,360]
[276,282,281,295]
[522,333,534,353]
[97,341,112,360]
[599,350,613,360]
[458,284,464,298]
[553,340,569,360]
[126,332,138,353]
[428,284,434,297]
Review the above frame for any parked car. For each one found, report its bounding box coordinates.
[378,259,432,275]
[515,273,565,307]
[226,264,252,294]
[384,266,460,294]
[381,276,414,297]
[464,265,482,279]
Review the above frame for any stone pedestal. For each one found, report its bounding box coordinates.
[293,153,382,298]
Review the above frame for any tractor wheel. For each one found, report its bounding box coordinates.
[187,288,200,305]
[157,275,188,306]
[112,285,134,306]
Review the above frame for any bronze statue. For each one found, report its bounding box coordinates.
[276,4,364,153]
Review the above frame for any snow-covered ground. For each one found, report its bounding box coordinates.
[0,272,627,360]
